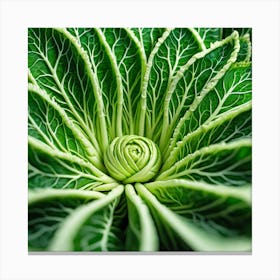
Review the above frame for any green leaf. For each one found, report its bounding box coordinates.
[28,188,104,250]
[159,31,241,153]
[195,28,223,48]
[49,185,125,251]
[163,62,251,165]
[28,28,106,153]
[138,28,202,138]
[146,179,251,236]
[28,144,114,190]
[237,34,252,62]
[130,28,165,60]
[161,103,251,173]
[158,139,251,187]
[28,83,104,170]
[223,28,251,39]
[125,184,159,251]
[137,183,251,251]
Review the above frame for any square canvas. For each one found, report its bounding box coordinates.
[28,28,252,252]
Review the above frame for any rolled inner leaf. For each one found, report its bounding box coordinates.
[104,135,162,183]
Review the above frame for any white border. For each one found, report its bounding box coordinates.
[1,0,280,279]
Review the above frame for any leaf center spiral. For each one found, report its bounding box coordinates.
[104,135,162,183]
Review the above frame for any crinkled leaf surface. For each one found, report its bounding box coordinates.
[28,27,252,252]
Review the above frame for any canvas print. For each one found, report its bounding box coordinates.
[28,28,252,252]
